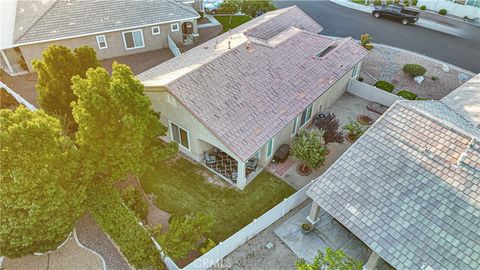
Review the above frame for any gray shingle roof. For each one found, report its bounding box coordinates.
[307,97,480,269]
[138,6,367,162]
[14,0,199,45]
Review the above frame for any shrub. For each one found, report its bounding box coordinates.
[394,0,400,4]
[403,64,426,77]
[373,0,381,5]
[199,238,216,254]
[403,0,410,6]
[412,0,418,5]
[315,113,344,144]
[439,9,447,15]
[344,119,365,141]
[420,5,426,10]
[431,75,439,81]
[397,90,417,100]
[156,213,214,260]
[88,185,163,269]
[360,33,374,51]
[374,80,395,92]
[416,97,428,100]
[291,129,328,171]
[121,187,149,221]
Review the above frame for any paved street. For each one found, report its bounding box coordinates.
[275,1,480,73]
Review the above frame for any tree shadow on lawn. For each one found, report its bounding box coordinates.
[139,155,295,243]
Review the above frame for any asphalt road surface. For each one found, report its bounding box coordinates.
[275,1,480,73]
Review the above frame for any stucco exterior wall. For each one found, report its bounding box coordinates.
[146,89,241,163]
[255,67,356,167]
[19,20,197,72]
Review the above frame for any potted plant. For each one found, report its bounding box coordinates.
[290,130,328,176]
[301,222,313,234]
[344,119,365,143]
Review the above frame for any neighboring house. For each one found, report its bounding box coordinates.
[306,75,480,269]
[137,6,368,189]
[0,0,203,74]
[417,0,480,17]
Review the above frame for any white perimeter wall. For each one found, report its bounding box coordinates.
[417,0,480,18]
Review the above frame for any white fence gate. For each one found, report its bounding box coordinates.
[347,78,403,107]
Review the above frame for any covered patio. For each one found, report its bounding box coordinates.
[202,145,263,188]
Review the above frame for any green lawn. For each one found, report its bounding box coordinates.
[214,15,251,32]
[140,156,295,242]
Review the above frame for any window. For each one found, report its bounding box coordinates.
[151,26,161,35]
[266,138,274,159]
[291,117,298,137]
[299,104,313,128]
[96,35,107,49]
[171,23,179,32]
[122,30,144,50]
[351,64,359,78]
[170,122,190,150]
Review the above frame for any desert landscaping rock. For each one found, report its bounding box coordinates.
[75,214,131,270]
[361,46,473,100]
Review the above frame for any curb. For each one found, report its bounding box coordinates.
[74,228,107,270]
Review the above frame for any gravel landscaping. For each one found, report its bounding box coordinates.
[75,214,131,270]
[360,45,474,100]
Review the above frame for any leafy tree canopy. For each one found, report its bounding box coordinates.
[291,129,327,170]
[0,107,86,257]
[155,213,214,260]
[71,62,176,184]
[296,248,362,270]
[33,45,100,133]
[241,0,275,17]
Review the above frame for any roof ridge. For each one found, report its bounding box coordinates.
[168,0,200,17]
[14,0,60,43]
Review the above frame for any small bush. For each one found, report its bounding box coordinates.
[199,239,216,254]
[121,187,149,221]
[394,0,400,4]
[374,80,395,92]
[373,0,382,5]
[360,34,374,51]
[412,0,418,5]
[344,119,365,141]
[397,90,417,100]
[403,64,426,77]
[439,9,447,15]
[431,75,439,81]
[315,113,344,144]
[420,5,426,10]
[403,0,410,6]
[416,97,428,100]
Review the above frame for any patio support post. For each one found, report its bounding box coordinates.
[237,160,246,189]
[307,202,321,224]
[365,251,381,270]
[1,50,14,74]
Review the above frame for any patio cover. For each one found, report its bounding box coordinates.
[307,83,480,269]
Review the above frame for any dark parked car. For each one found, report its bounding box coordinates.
[372,5,419,25]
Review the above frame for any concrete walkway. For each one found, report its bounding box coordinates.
[2,235,104,270]
[273,203,371,264]
[330,0,470,37]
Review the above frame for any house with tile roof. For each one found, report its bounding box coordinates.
[0,0,203,74]
[306,74,480,269]
[137,6,369,189]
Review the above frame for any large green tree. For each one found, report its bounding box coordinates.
[241,0,275,17]
[0,107,86,258]
[71,63,176,184]
[33,45,100,133]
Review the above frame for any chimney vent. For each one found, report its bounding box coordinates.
[228,41,231,49]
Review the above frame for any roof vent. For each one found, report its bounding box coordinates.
[316,44,337,58]
[245,41,252,52]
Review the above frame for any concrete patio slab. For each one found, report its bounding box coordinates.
[273,203,370,264]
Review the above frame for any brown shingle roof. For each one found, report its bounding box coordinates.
[138,6,368,161]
